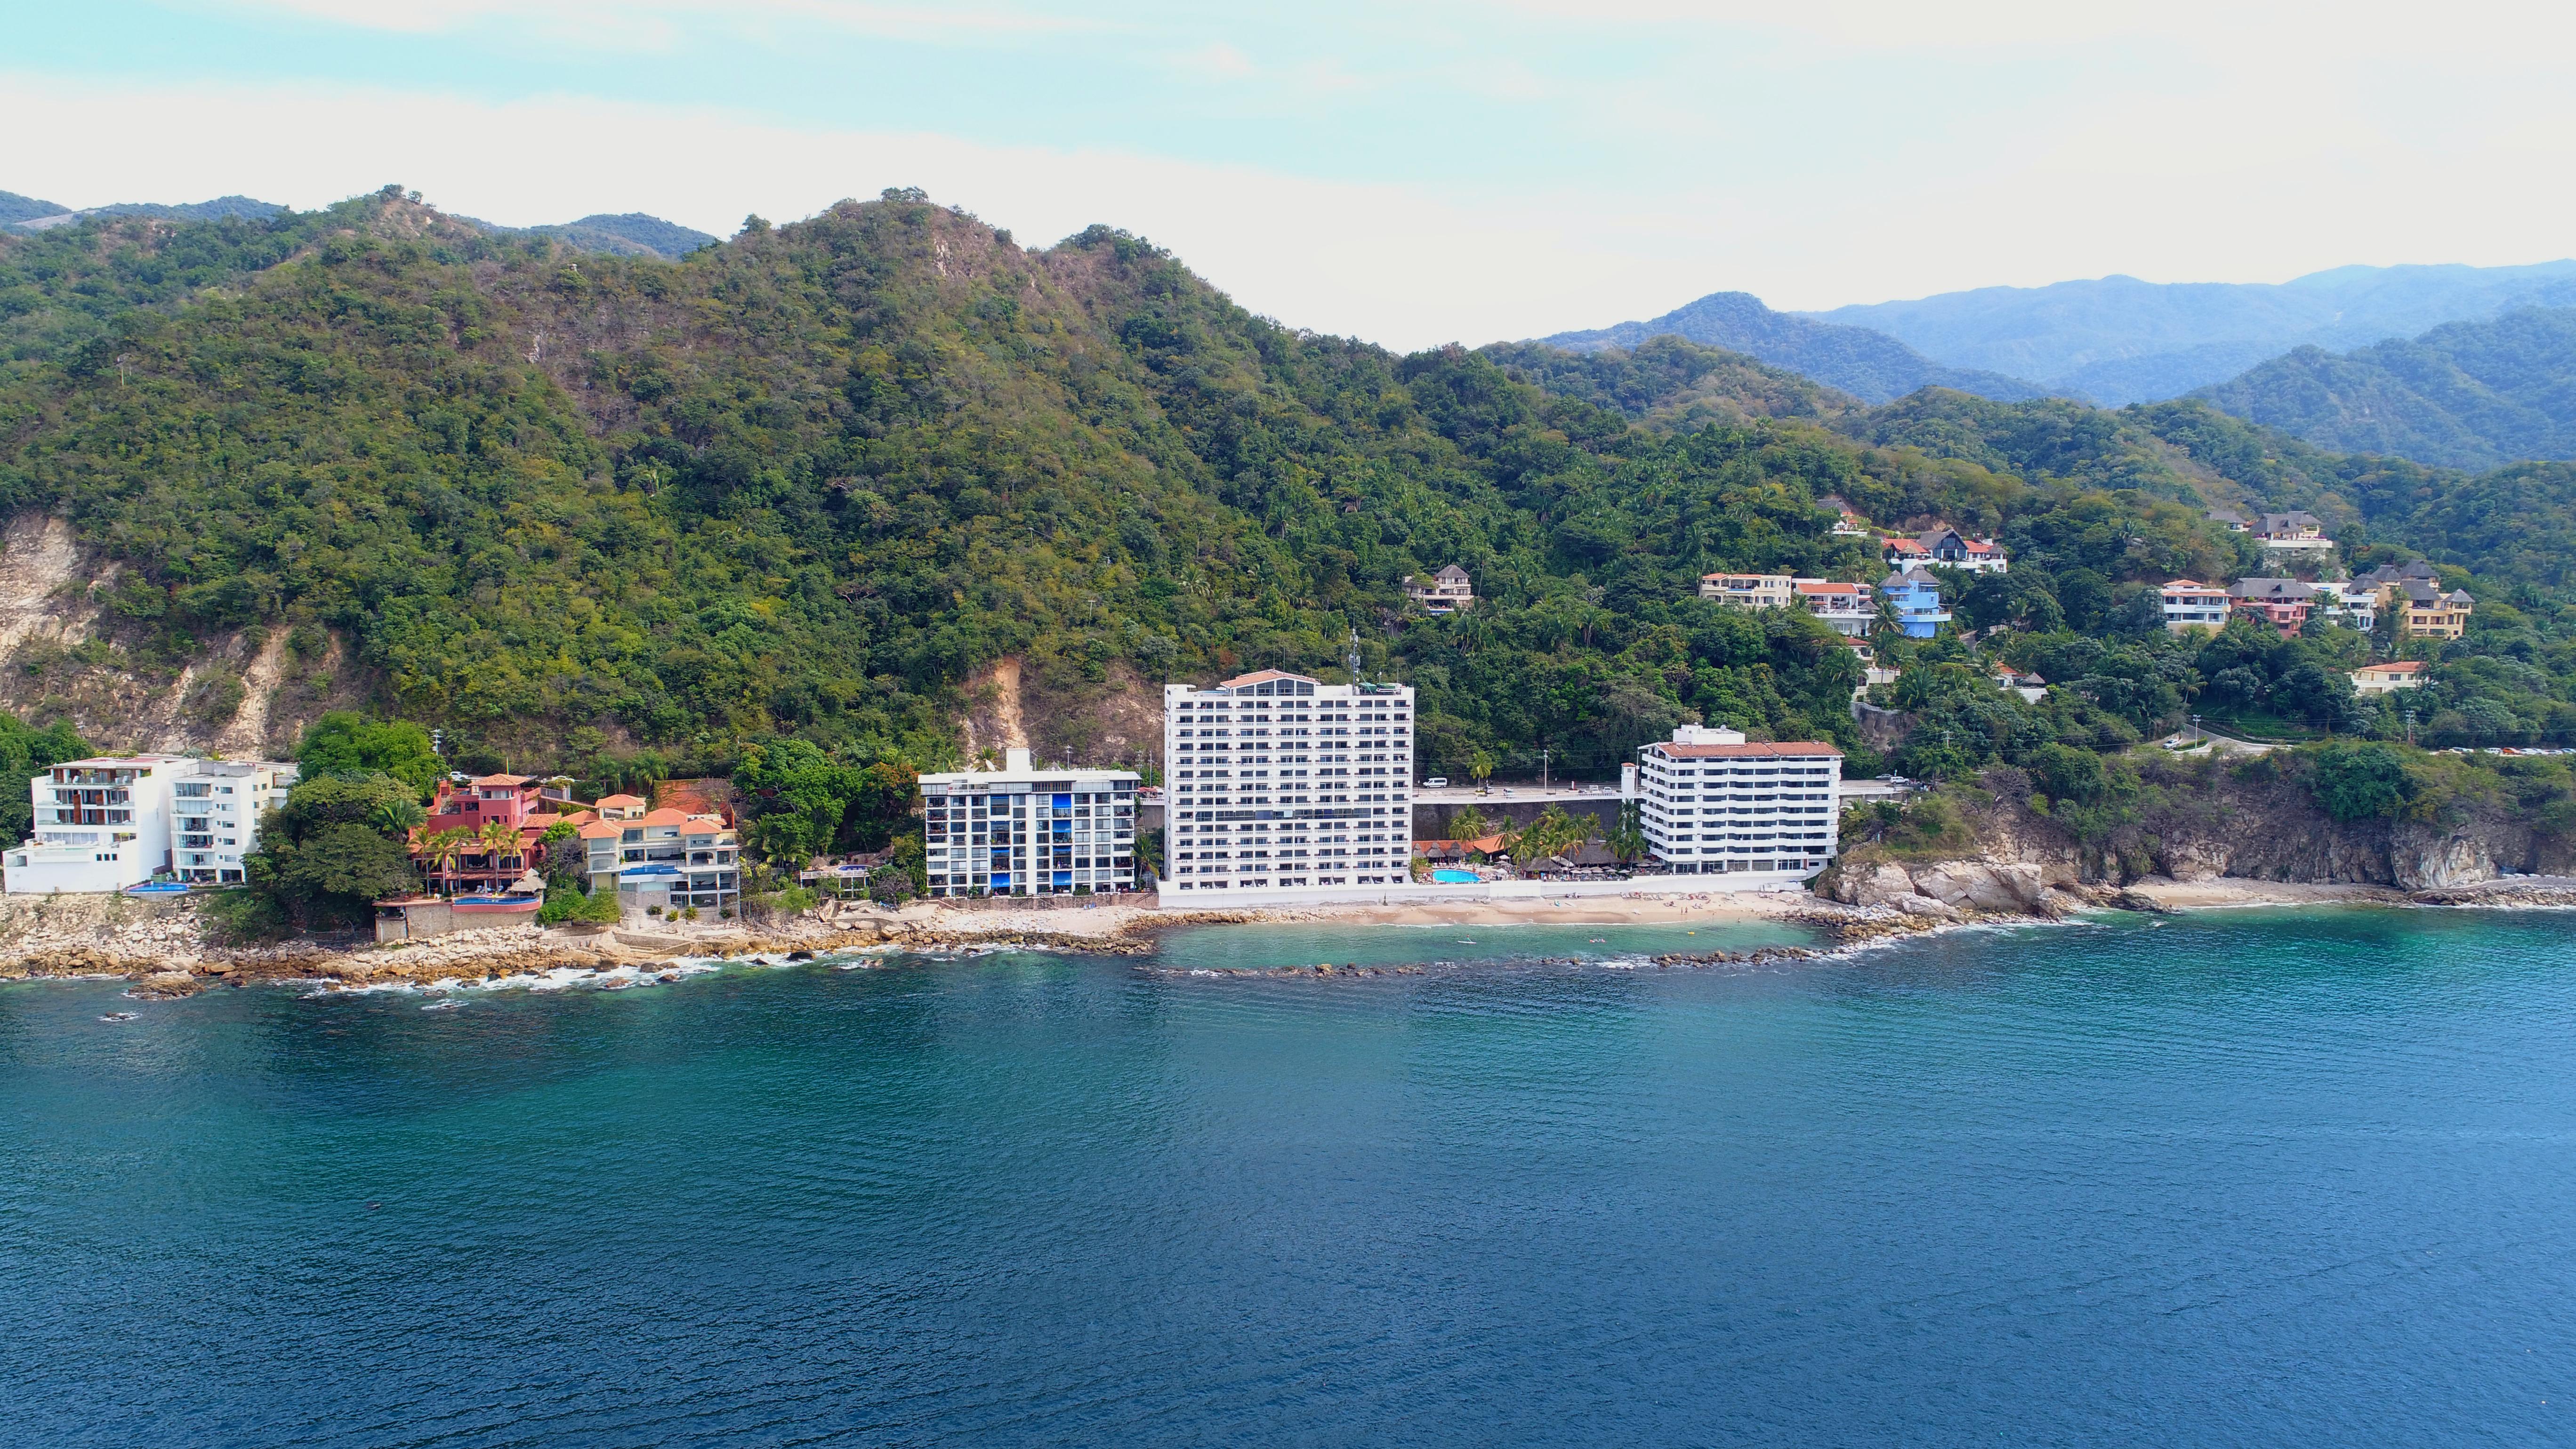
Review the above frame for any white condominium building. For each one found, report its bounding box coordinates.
[1634,725,1842,877]
[919,748,1138,898]
[6,756,298,894]
[1163,669,1412,893]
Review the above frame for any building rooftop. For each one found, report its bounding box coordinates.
[1650,741,1845,759]
[1216,668,1319,689]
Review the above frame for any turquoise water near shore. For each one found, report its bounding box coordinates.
[6,907,2576,1445]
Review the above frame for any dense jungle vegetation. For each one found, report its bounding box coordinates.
[5,185,2576,803]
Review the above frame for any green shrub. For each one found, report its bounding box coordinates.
[2308,741,2417,821]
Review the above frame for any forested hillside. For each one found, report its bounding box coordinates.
[5,185,2576,792]
[2196,306,2576,469]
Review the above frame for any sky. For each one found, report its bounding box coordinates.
[6,0,2575,350]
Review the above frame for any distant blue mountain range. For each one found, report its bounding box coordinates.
[1539,291,2058,405]
[1809,262,2576,405]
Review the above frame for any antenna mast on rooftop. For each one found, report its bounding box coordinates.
[1346,627,1365,688]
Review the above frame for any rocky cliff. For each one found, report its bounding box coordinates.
[1823,756,2565,913]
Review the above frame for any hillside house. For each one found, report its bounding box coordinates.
[1994,666,2048,703]
[1403,565,1476,614]
[2159,579,2230,633]
[1820,495,1868,537]
[2256,511,2334,554]
[2228,578,2314,638]
[1699,573,1796,610]
[2205,507,2253,533]
[1879,567,1949,637]
[1886,527,2007,574]
[1794,579,1875,636]
[2397,581,2474,640]
[2352,660,2429,695]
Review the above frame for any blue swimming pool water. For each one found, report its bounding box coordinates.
[1431,868,1478,883]
[5,907,2574,1445]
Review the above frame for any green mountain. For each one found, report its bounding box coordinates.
[1812,263,2576,406]
[0,190,68,226]
[3,194,291,232]
[1540,291,2056,405]
[2193,306,2576,469]
[483,211,717,258]
[5,184,2576,787]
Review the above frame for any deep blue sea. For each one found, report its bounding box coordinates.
[6,907,2576,1447]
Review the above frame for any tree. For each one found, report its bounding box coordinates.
[2309,741,2416,821]
[295,712,443,800]
[276,824,419,923]
[474,819,523,890]
[1447,804,1491,842]
[0,710,90,844]
[1606,801,1649,864]
[1468,749,1497,794]
[420,827,470,896]
[1505,804,1593,869]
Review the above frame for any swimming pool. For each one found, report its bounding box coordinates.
[1432,869,1479,884]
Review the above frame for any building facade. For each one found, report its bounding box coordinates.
[1795,579,1875,636]
[2229,578,2314,638]
[1403,565,1476,614]
[1880,567,1949,637]
[1699,573,1795,610]
[1634,726,1842,877]
[2352,660,2429,694]
[2256,511,2334,555]
[583,807,743,914]
[7,756,297,894]
[1162,669,1411,894]
[2397,581,2474,640]
[1886,527,2007,574]
[2160,580,2231,633]
[919,748,1138,898]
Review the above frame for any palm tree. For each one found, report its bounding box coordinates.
[1606,802,1649,866]
[475,820,522,893]
[1468,749,1497,795]
[421,828,469,896]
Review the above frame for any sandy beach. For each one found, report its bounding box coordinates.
[12,873,2573,996]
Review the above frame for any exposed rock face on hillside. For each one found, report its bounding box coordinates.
[1824,760,2564,910]
[0,510,368,755]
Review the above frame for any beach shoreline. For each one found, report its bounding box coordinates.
[8,874,2575,997]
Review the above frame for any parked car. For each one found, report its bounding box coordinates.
[1424,776,1449,788]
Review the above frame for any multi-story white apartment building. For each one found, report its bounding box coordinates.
[2160,579,2231,633]
[1162,669,1412,894]
[919,748,1138,898]
[1634,725,1842,878]
[6,755,297,894]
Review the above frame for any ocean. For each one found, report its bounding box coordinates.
[4,907,2573,1446]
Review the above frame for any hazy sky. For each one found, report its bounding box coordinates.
[8,1,2573,349]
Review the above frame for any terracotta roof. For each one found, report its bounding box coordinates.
[1646,741,1843,759]
[470,773,532,786]
[596,793,646,807]
[577,821,622,839]
[1218,669,1318,688]
[2362,660,2428,674]
[639,807,693,825]
[1795,580,1870,595]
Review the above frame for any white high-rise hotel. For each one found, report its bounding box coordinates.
[1162,669,1412,893]
[1634,725,1842,877]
